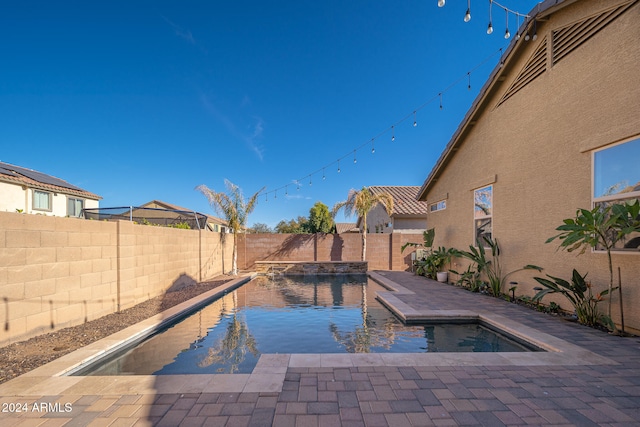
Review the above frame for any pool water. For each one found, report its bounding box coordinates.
[80,275,534,375]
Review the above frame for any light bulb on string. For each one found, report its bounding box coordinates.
[467,72,471,90]
[437,0,445,7]
[464,0,471,22]
[353,150,357,164]
[504,10,510,39]
[391,125,395,142]
[439,93,443,110]
[487,0,493,34]
[337,160,341,173]
[515,13,520,40]
[413,111,417,127]
[275,190,277,199]
[297,181,300,191]
[499,47,504,68]
[322,168,326,180]
[371,138,375,154]
[309,176,312,186]
[285,185,288,196]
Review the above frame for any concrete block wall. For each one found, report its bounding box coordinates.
[238,232,424,272]
[0,212,228,346]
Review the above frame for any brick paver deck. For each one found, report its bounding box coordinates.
[1,271,639,426]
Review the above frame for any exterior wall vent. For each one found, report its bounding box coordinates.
[552,1,636,66]
[497,37,547,107]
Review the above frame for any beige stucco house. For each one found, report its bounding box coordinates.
[417,0,640,333]
[358,186,429,234]
[0,162,101,217]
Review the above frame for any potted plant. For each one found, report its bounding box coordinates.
[431,246,455,282]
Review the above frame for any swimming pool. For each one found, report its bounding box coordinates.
[76,274,536,375]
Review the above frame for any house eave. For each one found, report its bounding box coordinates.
[417,0,574,201]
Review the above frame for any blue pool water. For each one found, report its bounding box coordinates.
[80,275,534,375]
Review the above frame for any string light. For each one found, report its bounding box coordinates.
[254,47,510,203]
[440,0,530,36]
[499,48,504,68]
[515,13,521,40]
[504,9,510,39]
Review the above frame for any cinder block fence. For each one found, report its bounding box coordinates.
[0,210,420,346]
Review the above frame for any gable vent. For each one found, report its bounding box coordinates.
[497,37,547,107]
[553,1,635,65]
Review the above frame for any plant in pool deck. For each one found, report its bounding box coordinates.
[401,228,435,275]
[545,200,640,325]
[452,264,485,292]
[533,269,615,328]
[453,237,543,298]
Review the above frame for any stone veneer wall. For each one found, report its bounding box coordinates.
[254,261,368,275]
[0,211,232,346]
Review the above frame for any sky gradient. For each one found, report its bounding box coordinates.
[1,0,542,227]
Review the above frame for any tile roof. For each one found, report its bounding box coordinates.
[335,222,359,234]
[369,186,429,216]
[0,161,101,200]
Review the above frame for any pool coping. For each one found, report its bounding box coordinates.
[0,271,616,397]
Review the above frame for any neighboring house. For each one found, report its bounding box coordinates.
[358,186,429,233]
[417,0,639,332]
[335,222,359,234]
[0,161,101,217]
[139,200,228,232]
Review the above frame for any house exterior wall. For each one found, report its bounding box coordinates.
[0,211,231,346]
[365,204,428,233]
[0,181,99,217]
[0,182,25,213]
[422,0,640,333]
[365,204,392,233]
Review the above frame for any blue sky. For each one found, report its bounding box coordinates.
[1,0,542,227]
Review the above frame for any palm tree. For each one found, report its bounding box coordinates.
[332,187,394,261]
[197,180,264,275]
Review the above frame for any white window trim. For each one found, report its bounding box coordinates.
[591,136,640,253]
[473,185,493,247]
[429,200,446,212]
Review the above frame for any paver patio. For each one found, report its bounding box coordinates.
[1,270,639,426]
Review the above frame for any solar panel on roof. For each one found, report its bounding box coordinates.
[0,162,85,192]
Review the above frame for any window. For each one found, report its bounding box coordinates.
[474,185,493,246]
[429,200,446,212]
[33,190,51,211]
[67,197,84,217]
[593,137,640,251]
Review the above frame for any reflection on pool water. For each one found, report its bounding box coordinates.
[79,275,535,375]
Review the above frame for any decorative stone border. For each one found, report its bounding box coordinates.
[254,261,367,275]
